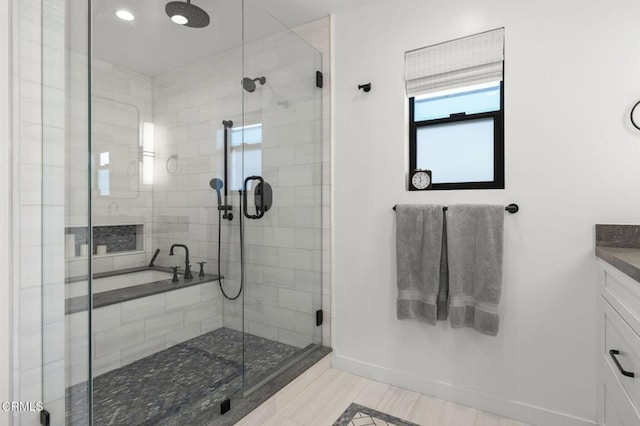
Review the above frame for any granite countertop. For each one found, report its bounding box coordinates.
[595,224,640,283]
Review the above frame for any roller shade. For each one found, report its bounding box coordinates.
[405,28,504,98]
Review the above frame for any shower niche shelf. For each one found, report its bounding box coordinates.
[64,224,144,259]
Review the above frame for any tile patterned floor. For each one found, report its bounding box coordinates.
[66,327,300,426]
[237,366,533,426]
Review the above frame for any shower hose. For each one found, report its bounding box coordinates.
[216,191,243,300]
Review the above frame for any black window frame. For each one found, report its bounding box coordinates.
[408,80,505,190]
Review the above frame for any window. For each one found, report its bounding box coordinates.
[405,28,505,190]
[229,123,262,190]
[97,151,110,196]
[409,81,504,189]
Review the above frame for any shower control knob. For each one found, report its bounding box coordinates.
[197,262,207,277]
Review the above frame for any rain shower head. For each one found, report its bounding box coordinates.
[242,76,266,93]
[165,0,210,28]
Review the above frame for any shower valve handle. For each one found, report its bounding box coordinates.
[171,266,181,284]
[197,262,206,277]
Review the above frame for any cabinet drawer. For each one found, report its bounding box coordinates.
[603,361,640,426]
[600,261,640,332]
[603,298,640,415]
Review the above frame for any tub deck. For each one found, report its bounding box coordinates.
[65,266,221,315]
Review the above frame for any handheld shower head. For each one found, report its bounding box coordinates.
[210,178,223,207]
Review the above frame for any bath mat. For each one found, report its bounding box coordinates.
[333,403,420,426]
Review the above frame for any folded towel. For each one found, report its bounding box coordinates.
[395,204,446,325]
[446,204,504,336]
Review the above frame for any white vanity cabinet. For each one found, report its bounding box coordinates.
[598,260,640,425]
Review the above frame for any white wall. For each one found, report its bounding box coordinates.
[0,0,12,423]
[332,1,640,425]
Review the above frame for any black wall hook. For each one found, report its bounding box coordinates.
[631,100,640,131]
[358,83,372,92]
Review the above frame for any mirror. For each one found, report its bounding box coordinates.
[92,97,140,198]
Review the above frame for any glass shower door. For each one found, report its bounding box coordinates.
[42,0,93,423]
[240,2,324,393]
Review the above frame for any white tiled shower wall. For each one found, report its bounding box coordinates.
[12,0,68,423]
[150,19,331,349]
[65,55,154,278]
[65,282,223,387]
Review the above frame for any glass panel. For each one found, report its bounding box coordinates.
[42,0,93,422]
[416,118,495,183]
[241,0,324,393]
[414,82,501,121]
[230,124,263,191]
[90,0,245,423]
[44,0,325,422]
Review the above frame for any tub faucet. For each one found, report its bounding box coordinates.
[169,244,193,280]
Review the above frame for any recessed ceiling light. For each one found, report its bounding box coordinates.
[116,10,135,21]
[170,14,188,25]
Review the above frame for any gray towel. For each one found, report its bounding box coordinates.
[446,204,504,336]
[395,204,446,325]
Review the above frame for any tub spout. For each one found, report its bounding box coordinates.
[169,244,193,280]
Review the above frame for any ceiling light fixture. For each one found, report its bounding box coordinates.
[116,10,135,21]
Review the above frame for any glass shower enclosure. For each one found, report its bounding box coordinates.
[41,0,324,423]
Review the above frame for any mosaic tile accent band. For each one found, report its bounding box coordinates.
[66,328,300,426]
[333,403,420,426]
[93,224,139,253]
[66,224,141,256]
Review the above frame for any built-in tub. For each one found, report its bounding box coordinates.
[64,266,223,386]
[65,266,220,314]
[67,269,173,299]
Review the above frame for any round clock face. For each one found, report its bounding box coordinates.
[411,171,431,190]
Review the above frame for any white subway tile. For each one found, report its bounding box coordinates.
[93,304,122,333]
[185,300,219,324]
[263,266,295,288]
[247,320,278,341]
[19,288,42,332]
[201,316,223,333]
[93,351,122,377]
[278,288,313,314]
[121,293,166,323]
[165,323,201,348]
[121,336,166,366]
[279,247,312,271]
[145,309,184,340]
[166,286,201,310]
[94,322,145,358]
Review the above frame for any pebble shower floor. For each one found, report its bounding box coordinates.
[65,327,299,425]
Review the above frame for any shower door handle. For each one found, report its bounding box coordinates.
[243,176,265,219]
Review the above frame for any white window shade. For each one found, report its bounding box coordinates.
[405,28,504,98]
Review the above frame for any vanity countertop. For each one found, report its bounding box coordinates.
[595,224,640,283]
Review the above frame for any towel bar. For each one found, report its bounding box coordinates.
[392,203,519,213]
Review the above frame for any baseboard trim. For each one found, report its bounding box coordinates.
[332,354,596,426]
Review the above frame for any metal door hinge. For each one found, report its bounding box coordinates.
[316,71,323,89]
[316,309,323,326]
[40,409,50,426]
[220,398,231,415]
